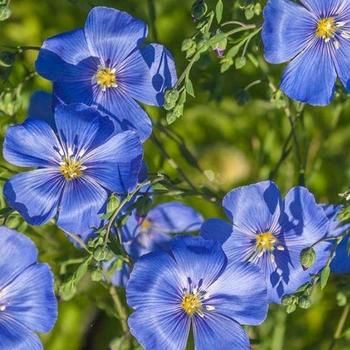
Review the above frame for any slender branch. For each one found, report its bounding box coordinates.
[328,304,350,350]
[64,231,91,254]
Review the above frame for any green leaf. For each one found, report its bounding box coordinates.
[320,265,331,290]
[0,5,11,21]
[185,78,195,97]
[215,0,223,23]
[75,261,89,282]
[226,46,240,58]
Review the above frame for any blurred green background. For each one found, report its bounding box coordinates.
[1,0,350,349]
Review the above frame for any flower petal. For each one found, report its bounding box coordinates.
[170,236,227,290]
[301,0,345,16]
[4,170,64,225]
[331,236,350,273]
[128,308,190,350]
[36,28,96,82]
[0,318,43,350]
[334,36,350,91]
[54,103,115,154]
[53,80,95,106]
[3,119,61,167]
[83,130,143,193]
[200,218,233,244]
[322,204,350,238]
[27,91,55,128]
[262,0,316,64]
[1,263,57,333]
[57,177,107,241]
[280,41,337,106]
[283,186,329,246]
[84,7,147,65]
[0,228,38,289]
[193,313,251,350]
[96,88,152,142]
[207,261,268,325]
[222,181,282,236]
[119,44,177,106]
[147,202,203,234]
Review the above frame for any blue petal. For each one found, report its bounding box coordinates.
[170,236,227,290]
[55,103,115,154]
[200,218,233,244]
[207,261,268,325]
[283,186,329,245]
[84,7,147,66]
[334,36,350,91]
[301,0,345,16]
[268,241,332,303]
[0,227,38,290]
[57,177,107,241]
[1,263,57,333]
[3,119,61,167]
[4,170,64,226]
[96,88,152,142]
[222,181,282,235]
[109,262,130,287]
[262,0,315,64]
[83,130,143,193]
[331,236,350,273]
[119,44,177,106]
[0,318,43,350]
[36,28,96,82]
[280,40,337,106]
[27,91,55,128]
[146,202,203,234]
[193,314,250,350]
[322,204,350,238]
[128,307,190,350]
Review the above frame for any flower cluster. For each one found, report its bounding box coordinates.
[1,3,350,350]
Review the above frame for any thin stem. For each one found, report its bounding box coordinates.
[328,304,350,350]
[147,0,158,41]
[64,231,91,254]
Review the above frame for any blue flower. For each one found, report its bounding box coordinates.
[3,103,143,241]
[126,236,268,350]
[110,201,203,287]
[36,6,177,141]
[322,204,350,273]
[0,226,57,349]
[262,0,350,106]
[201,181,332,303]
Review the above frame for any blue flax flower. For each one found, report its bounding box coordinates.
[322,204,350,273]
[110,201,203,286]
[201,181,332,303]
[127,236,268,350]
[3,103,143,241]
[262,0,350,105]
[0,227,57,349]
[36,6,177,141]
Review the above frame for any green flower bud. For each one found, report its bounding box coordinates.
[191,1,208,21]
[300,247,316,269]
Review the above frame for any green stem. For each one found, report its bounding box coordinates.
[328,304,350,350]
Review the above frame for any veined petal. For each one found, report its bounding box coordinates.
[207,261,268,325]
[4,169,64,226]
[57,177,107,241]
[301,0,345,17]
[334,36,350,91]
[147,202,203,234]
[222,181,282,236]
[3,119,61,168]
[200,218,233,244]
[27,91,55,128]
[322,204,350,238]
[0,318,43,350]
[128,308,190,350]
[263,0,316,64]
[331,236,350,273]
[54,103,115,154]
[119,44,177,106]
[36,28,96,82]
[96,88,152,142]
[283,186,329,246]
[193,313,251,350]
[0,228,38,290]
[280,40,337,106]
[84,7,147,65]
[1,264,57,333]
[170,237,227,290]
[83,130,143,193]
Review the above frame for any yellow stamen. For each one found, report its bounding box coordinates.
[316,18,336,39]
[182,293,202,316]
[60,158,83,180]
[256,232,277,252]
[140,218,152,232]
[96,67,117,90]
